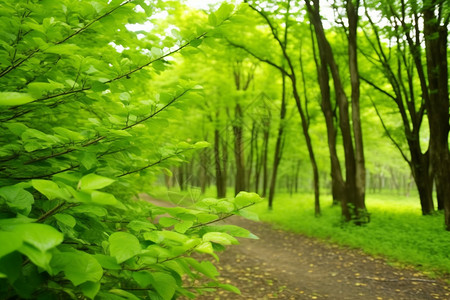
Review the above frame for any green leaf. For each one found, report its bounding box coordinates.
[18,243,53,271]
[196,213,219,223]
[215,3,235,22]
[79,173,116,190]
[54,213,76,228]
[71,204,107,217]
[152,272,176,300]
[0,252,22,283]
[80,281,101,299]
[234,191,261,208]
[158,230,189,244]
[0,92,34,106]
[185,258,219,279]
[237,209,259,221]
[109,232,141,263]
[91,191,126,209]
[0,185,34,215]
[215,200,235,213]
[93,254,121,270]
[32,179,70,200]
[51,251,103,286]
[201,225,258,239]
[53,127,84,141]
[109,289,141,300]
[208,12,218,26]
[132,271,152,288]
[44,44,80,55]
[80,152,98,170]
[0,231,23,258]
[195,241,214,255]
[202,232,238,245]
[10,223,63,252]
[194,141,210,148]
[159,217,179,227]
[174,221,193,233]
[28,81,64,98]
[5,123,28,136]
[218,283,240,294]
[127,220,156,232]
[190,38,203,47]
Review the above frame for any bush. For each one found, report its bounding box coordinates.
[0,1,257,298]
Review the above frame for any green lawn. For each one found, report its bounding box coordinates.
[149,187,450,279]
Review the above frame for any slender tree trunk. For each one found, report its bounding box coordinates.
[294,160,301,193]
[268,71,287,209]
[178,165,185,191]
[292,83,320,216]
[261,120,270,197]
[310,22,345,206]
[214,125,226,198]
[246,121,256,191]
[233,103,246,195]
[254,129,261,194]
[347,0,367,216]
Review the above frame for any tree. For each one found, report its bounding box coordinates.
[305,0,368,223]
[360,0,434,214]
[361,0,449,225]
[230,0,321,214]
[0,1,260,298]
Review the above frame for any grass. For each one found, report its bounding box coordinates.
[147,186,450,279]
[250,192,450,278]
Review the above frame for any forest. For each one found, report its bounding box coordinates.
[0,0,448,299]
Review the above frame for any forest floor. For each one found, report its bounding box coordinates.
[144,196,450,299]
[194,216,450,300]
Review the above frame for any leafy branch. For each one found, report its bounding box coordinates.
[191,202,256,229]
[118,148,193,178]
[22,89,193,166]
[0,0,133,79]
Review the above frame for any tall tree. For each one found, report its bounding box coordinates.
[360,0,434,214]
[421,0,449,228]
[232,0,321,214]
[306,0,368,222]
[231,60,255,195]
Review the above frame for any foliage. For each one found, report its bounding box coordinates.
[250,193,450,277]
[0,0,265,299]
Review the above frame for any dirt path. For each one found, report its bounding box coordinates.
[195,216,450,300]
[141,196,450,299]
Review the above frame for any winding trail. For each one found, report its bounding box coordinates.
[196,216,450,300]
[142,196,449,299]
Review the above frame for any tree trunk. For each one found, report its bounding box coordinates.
[268,71,287,209]
[423,2,449,228]
[254,129,261,194]
[306,0,366,222]
[246,121,256,191]
[214,126,226,198]
[347,0,366,216]
[294,160,301,193]
[233,103,246,195]
[261,121,270,197]
[310,20,345,206]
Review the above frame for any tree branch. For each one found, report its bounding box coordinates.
[226,39,288,76]
[369,96,410,164]
[0,0,133,79]
[117,149,192,178]
[360,76,396,100]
